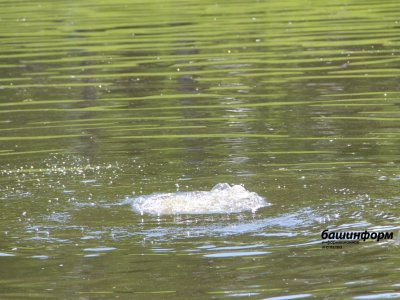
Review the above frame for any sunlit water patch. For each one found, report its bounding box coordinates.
[124,183,269,215]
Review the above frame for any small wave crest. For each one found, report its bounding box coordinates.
[126,183,270,215]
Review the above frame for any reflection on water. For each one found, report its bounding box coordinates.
[1,0,400,298]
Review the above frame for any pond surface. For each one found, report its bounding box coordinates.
[1,0,399,299]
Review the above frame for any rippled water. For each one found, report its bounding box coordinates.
[1,0,400,299]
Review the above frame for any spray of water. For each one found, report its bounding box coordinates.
[126,183,270,215]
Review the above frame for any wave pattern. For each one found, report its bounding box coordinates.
[1,1,400,299]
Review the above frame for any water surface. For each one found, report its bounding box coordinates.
[0,0,399,299]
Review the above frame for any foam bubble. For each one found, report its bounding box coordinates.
[128,183,270,215]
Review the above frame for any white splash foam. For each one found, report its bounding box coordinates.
[128,183,269,215]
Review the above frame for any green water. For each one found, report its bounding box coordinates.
[1,0,399,298]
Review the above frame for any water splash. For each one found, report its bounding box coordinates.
[126,183,269,215]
